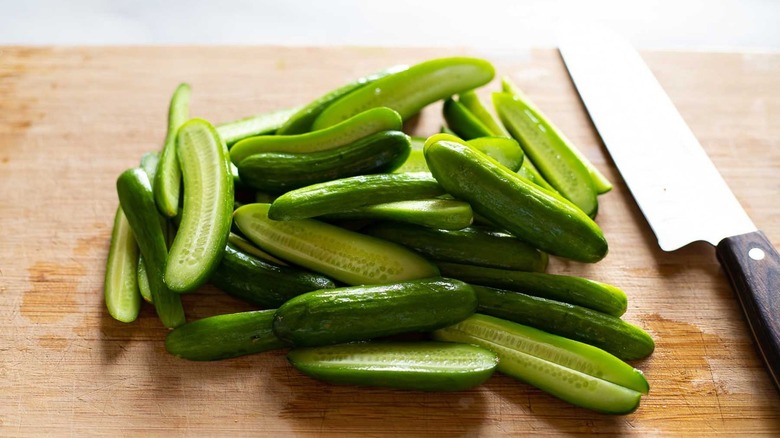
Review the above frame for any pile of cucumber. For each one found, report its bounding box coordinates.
[104,57,654,415]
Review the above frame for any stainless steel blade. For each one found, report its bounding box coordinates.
[557,26,755,251]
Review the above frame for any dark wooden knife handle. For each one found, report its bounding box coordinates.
[716,230,780,391]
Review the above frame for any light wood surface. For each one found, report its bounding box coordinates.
[1,47,779,436]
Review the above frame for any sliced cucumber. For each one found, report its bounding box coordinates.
[216,106,301,147]
[153,83,191,218]
[227,232,288,266]
[137,255,153,304]
[433,314,649,414]
[104,206,141,323]
[288,341,497,391]
[443,97,494,139]
[165,118,234,293]
[321,199,473,230]
[458,90,509,137]
[466,137,524,172]
[233,203,439,285]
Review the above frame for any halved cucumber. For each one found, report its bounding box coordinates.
[288,341,497,391]
[216,106,301,148]
[104,206,141,323]
[433,314,649,414]
[443,97,494,139]
[153,83,191,218]
[458,90,509,137]
[165,118,234,293]
[233,203,439,285]
[321,199,473,230]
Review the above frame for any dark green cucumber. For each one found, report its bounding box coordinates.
[437,262,627,317]
[210,243,336,309]
[216,106,300,147]
[165,118,234,293]
[267,172,445,221]
[277,65,408,135]
[321,199,473,230]
[153,83,191,218]
[433,314,648,414]
[234,203,439,285]
[458,90,509,137]
[237,130,411,193]
[313,57,495,129]
[473,285,654,360]
[273,278,477,347]
[104,206,141,323]
[443,97,494,139]
[165,310,287,361]
[424,133,524,172]
[362,222,548,272]
[116,168,185,328]
[424,140,608,263]
[288,341,497,391]
[230,107,403,165]
[227,232,288,266]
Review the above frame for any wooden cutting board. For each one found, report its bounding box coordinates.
[1,46,779,435]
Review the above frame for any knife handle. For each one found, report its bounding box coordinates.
[716,230,780,391]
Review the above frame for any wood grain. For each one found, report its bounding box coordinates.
[1,46,780,435]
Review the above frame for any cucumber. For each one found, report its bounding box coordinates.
[273,278,477,347]
[443,97,494,139]
[230,107,403,165]
[472,285,654,360]
[153,83,191,218]
[466,137,524,172]
[237,130,411,193]
[313,57,495,129]
[233,203,439,285]
[393,136,429,173]
[493,91,599,217]
[116,168,185,328]
[433,314,648,414]
[437,262,627,317]
[321,199,473,230]
[165,310,287,361]
[210,243,336,309]
[216,106,300,147]
[137,255,153,304]
[227,232,288,266]
[362,222,548,272]
[165,118,234,293]
[277,64,408,135]
[501,77,612,194]
[288,341,497,391]
[268,172,445,221]
[517,157,557,192]
[424,140,608,263]
[104,206,141,323]
[458,90,509,137]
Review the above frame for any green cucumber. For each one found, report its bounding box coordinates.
[230,107,403,165]
[437,262,627,317]
[321,199,473,230]
[237,130,411,193]
[165,118,234,293]
[473,285,654,360]
[458,90,509,137]
[210,243,336,309]
[216,106,300,147]
[288,341,497,391]
[277,64,408,135]
[313,57,495,129]
[433,314,648,414]
[153,83,191,218]
[267,173,445,221]
[466,137,524,172]
[443,97,494,139]
[392,150,429,173]
[501,77,612,194]
[424,140,608,263]
[234,203,439,285]
[273,278,477,346]
[165,310,287,361]
[362,222,548,272]
[137,256,153,304]
[228,232,288,266]
[104,206,141,323]
[116,168,185,328]
[494,91,599,217]
[517,158,557,192]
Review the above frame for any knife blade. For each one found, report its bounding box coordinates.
[558,25,780,390]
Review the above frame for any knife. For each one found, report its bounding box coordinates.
[558,25,780,390]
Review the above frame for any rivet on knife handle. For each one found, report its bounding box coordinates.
[716,230,780,390]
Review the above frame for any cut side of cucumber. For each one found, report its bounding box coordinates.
[216,106,301,147]
[153,83,191,218]
[104,206,141,323]
[288,341,498,391]
[322,199,473,230]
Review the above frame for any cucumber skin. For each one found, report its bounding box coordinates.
[362,222,548,273]
[273,278,478,347]
[437,262,627,317]
[288,341,498,392]
[443,97,494,140]
[237,130,411,194]
[473,285,654,360]
[165,310,288,361]
[424,140,608,263]
[268,172,445,221]
[210,243,336,309]
[217,106,300,147]
[116,168,185,328]
[153,83,191,218]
